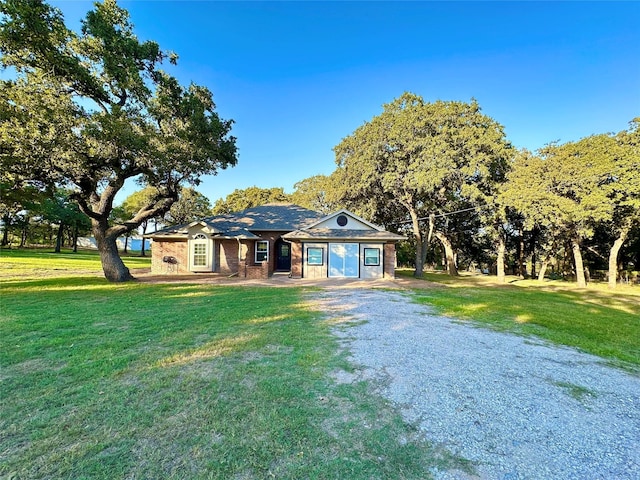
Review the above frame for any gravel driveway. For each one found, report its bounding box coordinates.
[310,288,640,480]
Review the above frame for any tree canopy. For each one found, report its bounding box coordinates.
[212,186,290,214]
[291,174,343,214]
[0,0,237,281]
[164,187,212,226]
[333,92,512,277]
[500,120,640,287]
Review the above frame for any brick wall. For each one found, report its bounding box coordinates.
[151,240,188,274]
[244,232,288,275]
[244,261,269,279]
[218,240,240,275]
[290,241,303,278]
[384,242,397,278]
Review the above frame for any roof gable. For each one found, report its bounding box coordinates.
[282,209,406,243]
[306,209,383,231]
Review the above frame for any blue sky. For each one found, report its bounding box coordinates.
[50,1,640,205]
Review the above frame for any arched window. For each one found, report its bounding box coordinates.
[191,233,209,268]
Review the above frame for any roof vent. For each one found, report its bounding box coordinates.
[337,214,348,227]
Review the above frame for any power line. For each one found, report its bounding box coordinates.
[391,205,486,225]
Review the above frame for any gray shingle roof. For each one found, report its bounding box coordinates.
[148,203,323,238]
[202,203,324,231]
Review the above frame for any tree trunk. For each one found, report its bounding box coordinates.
[538,253,550,281]
[20,221,27,247]
[54,223,64,253]
[496,234,506,283]
[531,250,537,278]
[1,214,10,246]
[518,226,525,278]
[408,207,424,277]
[435,232,458,276]
[413,232,424,277]
[140,221,147,257]
[608,227,629,289]
[571,236,587,288]
[72,224,79,253]
[123,234,129,254]
[94,223,133,282]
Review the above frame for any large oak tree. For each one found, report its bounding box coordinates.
[333,92,512,277]
[0,0,237,281]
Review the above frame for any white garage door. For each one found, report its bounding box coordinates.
[329,243,359,278]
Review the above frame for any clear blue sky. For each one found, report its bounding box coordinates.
[51,1,640,206]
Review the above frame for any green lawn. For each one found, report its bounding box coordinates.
[0,248,151,281]
[0,250,462,479]
[3,250,637,478]
[398,269,640,371]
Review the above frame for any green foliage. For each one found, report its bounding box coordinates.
[164,187,212,225]
[334,92,512,276]
[0,0,237,281]
[500,120,640,287]
[212,186,291,214]
[291,174,344,214]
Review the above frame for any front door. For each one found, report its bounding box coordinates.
[275,238,291,271]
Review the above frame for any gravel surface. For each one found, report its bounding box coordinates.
[311,288,640,480]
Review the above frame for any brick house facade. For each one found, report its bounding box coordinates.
[147,204,405,280]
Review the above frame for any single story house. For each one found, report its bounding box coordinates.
[147,203,405,279]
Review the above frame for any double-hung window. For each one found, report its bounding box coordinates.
[307,247,324,266]
[255,240,269,263]
[364,247,381,266]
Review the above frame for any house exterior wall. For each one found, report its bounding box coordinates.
[384,242,396,278]
[298,241,397,279]
[302,242,329,279]
[290,241,303,278]
[359,243,384,279]
[244,261,269,279]
[217,240,241,275]
[151,239,189,274]
[313,215,371,230]
[245,231,288,275]
[151,238,399,279]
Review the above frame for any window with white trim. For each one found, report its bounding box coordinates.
[192,233,208,267]
[364,247,381,266]
[255,240,269,263]
[307,247,324,266]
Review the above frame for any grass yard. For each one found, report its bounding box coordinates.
[0,248,151,281]
[0,250,462,479]
[398,269,640,371]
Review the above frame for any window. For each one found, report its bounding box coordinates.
[190,233,211,271]
[307,247,324,266]
[364,248,380,266]
[255,240,269,263]
[329,243,359,278]
[193,243,207,266]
